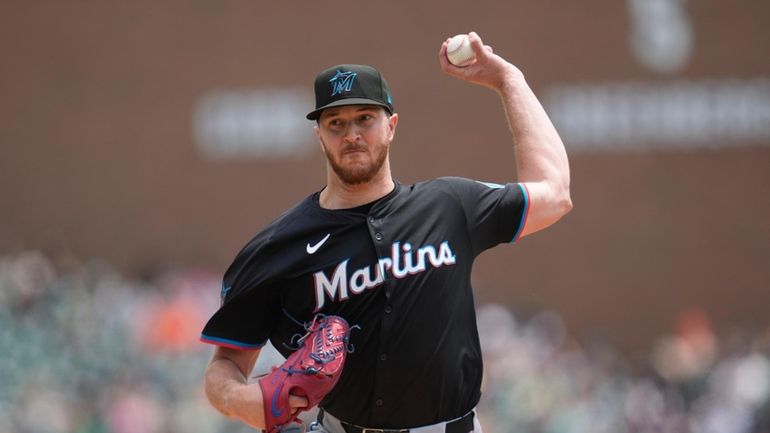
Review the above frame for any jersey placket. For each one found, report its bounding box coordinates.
[366,211,395,418]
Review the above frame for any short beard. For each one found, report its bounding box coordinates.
[324,143,388,185]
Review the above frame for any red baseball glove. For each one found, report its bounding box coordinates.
[258,315,354,433]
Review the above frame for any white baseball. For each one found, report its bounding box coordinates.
[446,34,476,67]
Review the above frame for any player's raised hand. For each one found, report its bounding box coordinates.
[439,31,523,92]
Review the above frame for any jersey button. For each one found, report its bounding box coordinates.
[379,353,387,361]
[374,232,383,242]
[375,398,384,407]
[384,306,392,314]
[368,216,375,224]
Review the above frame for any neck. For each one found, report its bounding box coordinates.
[319,164,395,210]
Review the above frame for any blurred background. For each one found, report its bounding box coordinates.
[1,1,769,432]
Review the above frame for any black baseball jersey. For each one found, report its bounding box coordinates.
[201,176,529,428]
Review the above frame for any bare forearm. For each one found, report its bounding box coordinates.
[205,358,246,416]
[498,69,570,191]
[204,356,266,428]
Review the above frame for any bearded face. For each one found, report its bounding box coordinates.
[316,106,397,186]
[321,136,390,185]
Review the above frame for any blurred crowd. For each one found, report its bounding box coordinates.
[476,305,770,433]
[0,250,768,433]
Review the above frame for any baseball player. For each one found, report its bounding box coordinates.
[201,32,572,433]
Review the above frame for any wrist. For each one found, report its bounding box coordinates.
[497,66,527,96]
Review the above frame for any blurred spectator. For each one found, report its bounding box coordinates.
[652,307,718,384]
[0,250,768,432]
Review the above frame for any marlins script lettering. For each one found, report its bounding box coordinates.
[313,241,457,310]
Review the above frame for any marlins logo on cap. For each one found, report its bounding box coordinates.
[307,64,394,120]
[330,70,358,96]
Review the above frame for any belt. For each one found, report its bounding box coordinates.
[318,409,475,433]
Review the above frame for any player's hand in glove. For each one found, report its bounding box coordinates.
[258,314,355,433]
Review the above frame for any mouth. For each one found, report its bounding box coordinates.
[342,146,367,155]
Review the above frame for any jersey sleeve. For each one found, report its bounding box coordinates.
[200,229,282,350]
[441,177,529,255]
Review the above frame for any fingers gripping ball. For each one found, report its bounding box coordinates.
[258,315,354,433]
[446,34,476,67]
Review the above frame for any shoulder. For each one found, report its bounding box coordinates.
[412,176,476,193]
[236,194,318,254]
[223,193,320,288]
[416,176,510,197]
[394,177,491,212]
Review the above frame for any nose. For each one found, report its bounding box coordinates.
[342,123,361,143]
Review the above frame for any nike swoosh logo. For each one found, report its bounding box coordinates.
[271,381,285,418]
[306,233,331,254]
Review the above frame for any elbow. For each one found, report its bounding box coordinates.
[554,185,573,218]
[549,197,572,224]
[544,176,572,219]
[542,190,573,227]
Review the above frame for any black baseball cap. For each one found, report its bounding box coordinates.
[306,64,394,120]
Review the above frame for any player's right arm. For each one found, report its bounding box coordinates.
[439,32,573,238]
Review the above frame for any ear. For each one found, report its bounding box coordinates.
[387,113,399,141]
[314,124,326,153]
